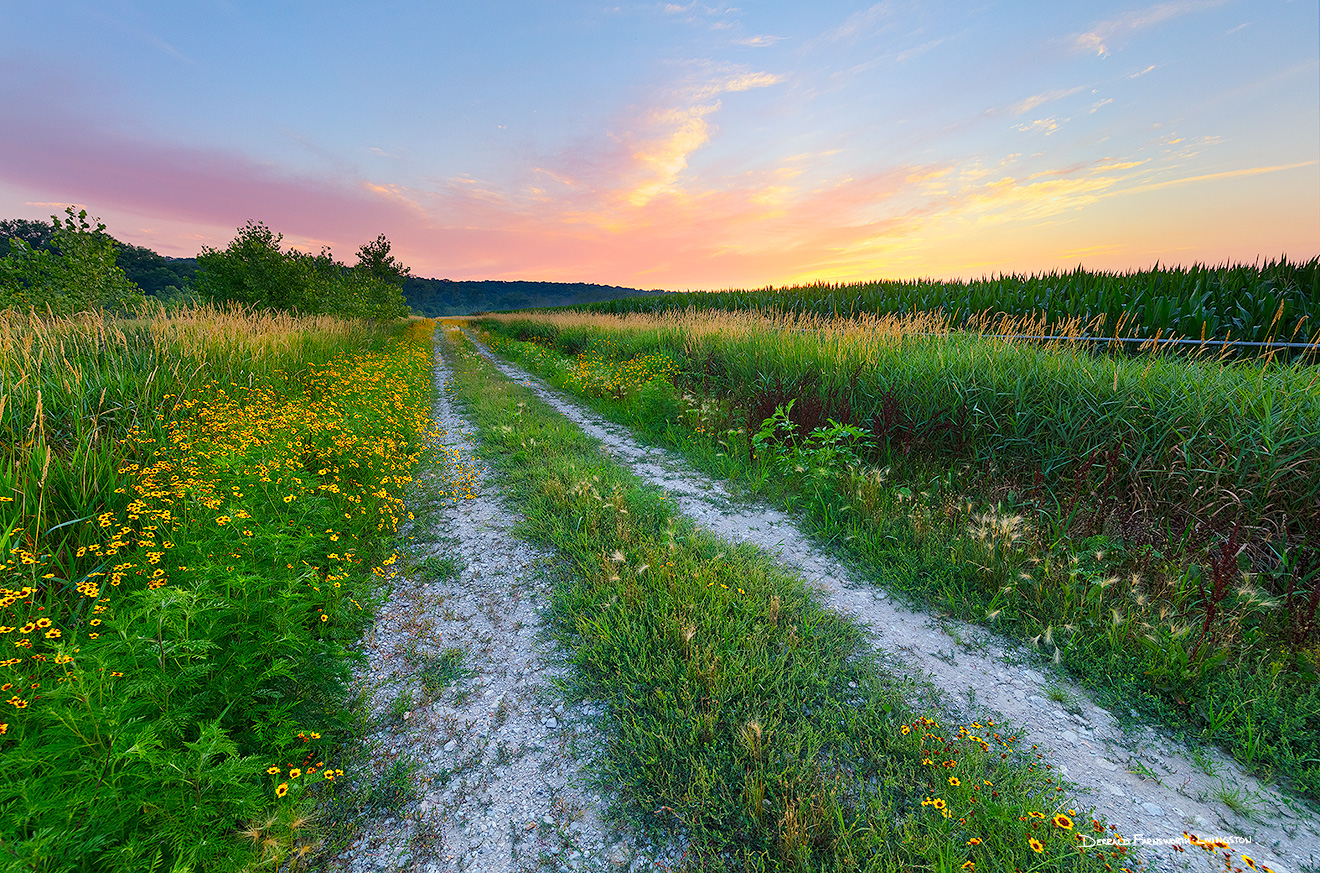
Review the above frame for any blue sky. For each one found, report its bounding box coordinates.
[1,0,1315,287]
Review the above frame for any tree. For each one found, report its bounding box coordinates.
[0,208,143,313]
[355,234,410,285]
[113,243,196,297]
[0,218,56,258]
[194,221,411,319]
[351,234,410,320]
[194,221,306,310]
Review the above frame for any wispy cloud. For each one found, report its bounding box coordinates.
[894,36,947,63]
[1071,0,1227,57]
[1120,160,1317,195]
[0,109,419,246]
[734,35,784,47]
[817,2,896,45]
[81,4,197,65]
[1015,117,1062,135]
[1011,85,1087,115]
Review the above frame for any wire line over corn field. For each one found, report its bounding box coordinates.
[561,258,1320,357]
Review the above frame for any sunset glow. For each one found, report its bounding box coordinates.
[2,1,1316,288]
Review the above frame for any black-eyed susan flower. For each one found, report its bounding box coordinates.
[275,782,289,797]
[1029,838,1045,854]
[1053,813,1074,830]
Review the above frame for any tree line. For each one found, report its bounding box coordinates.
[1,209,665,318]
[403,276,663,316]
[0,210,409,319]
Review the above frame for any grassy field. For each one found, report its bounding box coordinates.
[476,308,1320,804]
[5,291,1313,870]
[0,305,436,870]
[437,323,1145,873]
[563,258,1320,354]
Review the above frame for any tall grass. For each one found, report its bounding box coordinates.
[477,310,1320,801]
[1,305,434,870]
[563,258,1320,354]
[486,308,1320,544]
[1,303,373,559]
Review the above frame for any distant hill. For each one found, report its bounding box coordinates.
[403,277,665,316]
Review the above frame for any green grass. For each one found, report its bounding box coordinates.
[0,307,436,871]
[436,324,1139,872]
[412,554,461,584]
[474,314,1320,807]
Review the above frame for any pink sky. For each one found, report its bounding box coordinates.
[2,2,1316,288]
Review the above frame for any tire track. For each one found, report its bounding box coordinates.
[322,335,669,873]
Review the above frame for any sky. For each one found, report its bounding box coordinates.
[1,1,1316,289]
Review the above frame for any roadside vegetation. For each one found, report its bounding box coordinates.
[570,257,1320,353]
[0,305,435,870]
[475,308,1320,805]
[0,212,434,870]
[439,324,1145,873]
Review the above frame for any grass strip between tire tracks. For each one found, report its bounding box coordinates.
[439,324,1138,873]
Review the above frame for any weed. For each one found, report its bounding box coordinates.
[1213,780,1265,821]
[1044,682,1082,713]
[417,646,472,698]
[390,688,415,725]
[1127,760,1165,786]
[367,757,420,814]
[414,554,461,584]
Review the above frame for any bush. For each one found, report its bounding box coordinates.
[195,222,409,319]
